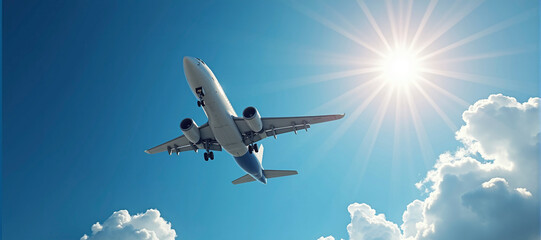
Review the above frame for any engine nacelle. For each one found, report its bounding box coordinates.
[180,118,201,143]
[243,106,263,132]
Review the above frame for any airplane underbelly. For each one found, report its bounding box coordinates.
[184,58,247,157]
[234,152,263,178]
[210,117,247,157]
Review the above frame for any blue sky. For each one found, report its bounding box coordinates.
[2,1,539,239]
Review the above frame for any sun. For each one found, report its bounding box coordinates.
[296,0,525,170]
[380,48,422,86]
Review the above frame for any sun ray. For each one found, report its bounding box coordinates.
[398,0,404,41]
[294,4,386,57]
[389,88,406,200]
[331,79,387,134]
[320,80,388,154]
[298,49,381,67]
[414,0,484,54]
[429,47,535,65]
[286,43,382,67]
[325,3,366,36]
[417,76,470,107]
[289,67,381,87]
[357,0,393,51]
[393,89,403,152]
[420,9,536,61]
[412,81,458,131]
[405,87,434,167]
[308,77,381,115]
[390,88,404,181]
[401,0,414,47]
[357,85,395,160]
[384,0,400,48]
[420,68,512,89]
[409,0,439,50]
[351,86,395,193]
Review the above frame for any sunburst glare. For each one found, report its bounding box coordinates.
[380,48,422,86]
[294,0,534,172]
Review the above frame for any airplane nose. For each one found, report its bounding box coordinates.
[183,56,198,69]
[183,56,200,78]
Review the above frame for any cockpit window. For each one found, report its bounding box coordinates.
[195,58,205,65]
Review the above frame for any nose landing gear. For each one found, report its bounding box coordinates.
[196,87,205,107]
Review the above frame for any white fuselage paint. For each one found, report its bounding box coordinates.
[183,56,248,157]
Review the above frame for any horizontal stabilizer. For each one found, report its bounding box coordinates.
[232,174,256,185]
[263,170,298,179]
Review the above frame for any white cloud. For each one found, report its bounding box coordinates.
[81,209,177,240]
[317,236,337,240]
[346,203,401,240]
[320,94,540,240]
[400,200,424,240]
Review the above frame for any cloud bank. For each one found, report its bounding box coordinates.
[320,94,540,240]
[81,209,177,240]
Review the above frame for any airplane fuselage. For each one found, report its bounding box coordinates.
[183,56,267,184]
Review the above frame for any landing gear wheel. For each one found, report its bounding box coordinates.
[204,152,209,161]
[200,100,205,107]
[253,144,259,153]
[209,152,214,160]
[197,101,201,107]
[248,145,253,154]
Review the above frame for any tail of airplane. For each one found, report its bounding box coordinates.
[232,170,298,185]
[231,145,298,185]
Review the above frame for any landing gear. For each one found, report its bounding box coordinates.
[203,139,214,161]
[204,151,214,161]
[196,87,205,107]
[248,144,259,154]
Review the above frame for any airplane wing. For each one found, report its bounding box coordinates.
[144,122,221,155]
[234,114,345,145]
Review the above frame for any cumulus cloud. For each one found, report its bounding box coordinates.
[321,94,540,240]
[81,209,177,240]
[346,203,401,240]
[317,236,338,240]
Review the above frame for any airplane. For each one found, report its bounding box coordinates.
[145,56,344,184]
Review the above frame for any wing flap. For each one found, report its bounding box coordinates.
[262,114,344,130]
[145,135,192,154]
[234,114,344,145]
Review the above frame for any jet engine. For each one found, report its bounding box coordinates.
[180,118,201,143]
[243,106,263,132]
